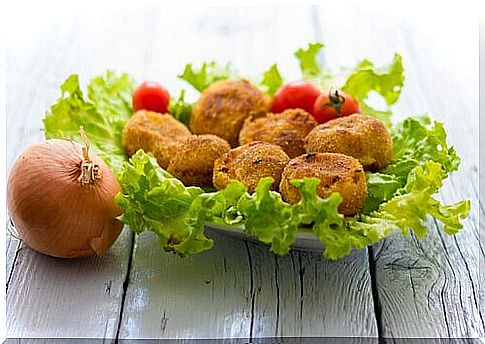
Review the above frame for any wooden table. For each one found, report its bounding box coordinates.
[6,6,483,342]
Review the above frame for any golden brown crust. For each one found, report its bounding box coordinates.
[304,114,393,171]
[122,110,191,168]
[213,141,290,193]
[279,153,367,216]
[167,134,231,187]
[239,108,318,158]
[190,79,272,147]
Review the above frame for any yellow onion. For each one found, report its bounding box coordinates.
[7,134,124,258]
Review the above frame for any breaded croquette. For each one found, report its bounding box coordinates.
[122,110,191,168]
[190,79,272,147]
[167,134,231,187]
[213,141,290,193]
[305,114,393,171]
[239,108,318,158]
[279,153,367,216]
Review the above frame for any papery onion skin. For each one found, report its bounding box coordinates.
[7,139,124,258]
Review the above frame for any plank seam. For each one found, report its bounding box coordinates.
[114,231,135,342]
[244,240,255,342]
[298,251,304,326]
[368,246,384,343]
[452,235,484,331]
[434,221,458,338]
[6,241,22,293]
[274,255,280,337]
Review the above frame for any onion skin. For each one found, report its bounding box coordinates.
[7,139,124,258]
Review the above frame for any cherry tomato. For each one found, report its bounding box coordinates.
[272,80,321,114]
[312,89,361,123]
[132,81,170,113]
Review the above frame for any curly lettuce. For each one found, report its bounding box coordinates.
[342,54,404,126]
[43,71,134,174]
[178,61,235,92]
[364,115,461,213]
[259,64,284,96]
[115,151,213,255]
[42,43,470,259]
[115,143,469,259]
[294,42,332,88]
[168,90,192,127]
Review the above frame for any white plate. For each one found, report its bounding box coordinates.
[205,223,324,251]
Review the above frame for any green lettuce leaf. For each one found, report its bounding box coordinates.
[318,161,470,260]
[389,116,460,176]
[115,150,250,256]
[295,42,324,79]
[363,172,402,214]
[178,61,235,92]
[360,161,470,239]
[115,150,212,255]
[364,115,460,212]
[294,42,331,88]
[237,177,297,255]
[43,71,134,173]
[342,54,404,126]
[259,64,283,96]
[169,90,192,126]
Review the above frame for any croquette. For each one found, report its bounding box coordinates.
[239,108,318,158]
[167,134,231,187]
[279,153,367,216]
[305,114,393,171]
[213,141,290,193]
[122,110,191,168]
[190,79,272,147]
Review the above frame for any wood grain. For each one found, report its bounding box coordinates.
[315,7,483,339]
[247,244,377,339]
[118,231,252,339]
[6,229,133,339]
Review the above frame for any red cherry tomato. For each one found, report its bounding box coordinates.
[272,80,321,114]
[312,89,361,123]
[132,81,170,113]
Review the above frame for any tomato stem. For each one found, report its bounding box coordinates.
[322,89,346,116]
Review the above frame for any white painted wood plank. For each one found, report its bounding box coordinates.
[6,9,158,339]
[315,7,482,339]
[248,244,377,338]
[119,6,378,340]
[6,229,133,339]
[118,231,251,339]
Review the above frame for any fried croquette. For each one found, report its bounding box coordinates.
[239,108,318,158]
[213,141,290,193]
[190,79,272,147]
[167,135,231,187]
[279,153,367,216]
[305,114,393,171]
[122,110,191,168]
